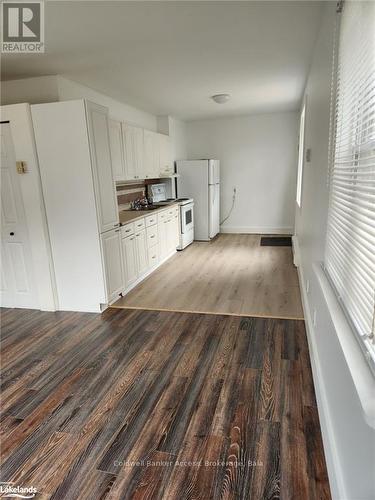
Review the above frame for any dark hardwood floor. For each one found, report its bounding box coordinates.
[0,307,330,499]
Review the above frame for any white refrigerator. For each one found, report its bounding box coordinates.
[176,159,220,241]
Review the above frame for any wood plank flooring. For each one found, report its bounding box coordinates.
[0,307,330,499]
[113,234,304,320]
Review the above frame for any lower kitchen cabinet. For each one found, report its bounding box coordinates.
[148,246,159,268]
[171,213,180,250]
[121,206,180,294]
[158,218,169,261]
[122,234,138,288]
[135,229,148,276]
[100,228,124,303]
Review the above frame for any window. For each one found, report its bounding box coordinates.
[296,103,306,207]
[324,1,375,368]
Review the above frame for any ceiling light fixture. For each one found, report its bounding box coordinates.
[211,93,231,104]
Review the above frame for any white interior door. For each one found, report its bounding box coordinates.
[0,123,38,308]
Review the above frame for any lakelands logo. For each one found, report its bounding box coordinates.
[1,1,44,53]
[0,482,37,498]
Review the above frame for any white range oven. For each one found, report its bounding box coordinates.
[178,198,194,250]
[149,184,194,250]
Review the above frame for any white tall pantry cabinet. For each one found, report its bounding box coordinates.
[32,100,122,312]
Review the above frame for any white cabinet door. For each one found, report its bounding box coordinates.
[143,129,154,179]
[158,219,169,261]
[143,130,160,179]
[152,131,160,178]
[135,229,148,276]
[122,124,144,180]
[85,101,119,232]
[134,126,145,180]
[159,133,173,177]
[166,217,178,254]
[101,229,123,303]
[173,213,180,248]
[108,119,125,181]
[122,234,138,288]
[122,123,136,180]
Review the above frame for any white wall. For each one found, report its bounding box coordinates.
[1,75,158,131]
[57,76,157,131]
[169,117,188,162]
[294,3,375,499]
[1,76,188,162]
[0,76,59,106]
[186,112,298,234]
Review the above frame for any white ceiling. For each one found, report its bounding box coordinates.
[1,1,324,121]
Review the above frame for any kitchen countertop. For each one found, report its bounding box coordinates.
[119,202,179,225]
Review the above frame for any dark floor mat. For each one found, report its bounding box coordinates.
[260,236,292,247]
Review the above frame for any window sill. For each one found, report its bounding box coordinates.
[313,263,375,430]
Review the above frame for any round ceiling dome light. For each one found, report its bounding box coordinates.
[211,93,231,104]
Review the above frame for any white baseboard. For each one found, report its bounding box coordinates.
[220,226,293,234]
[293,236,345,500]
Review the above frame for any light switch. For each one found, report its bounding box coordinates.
[16,161,27,174]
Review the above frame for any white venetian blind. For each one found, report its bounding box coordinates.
[325,1,375,364]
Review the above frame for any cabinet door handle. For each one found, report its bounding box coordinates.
[136,233,140,237]
[114,223,120,227]
[150,235,155,238]
[115,229,120,232]
[125,229,131,233]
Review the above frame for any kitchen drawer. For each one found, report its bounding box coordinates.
[121,222,134,238]
[145,214,157,227]
[157,209,168,223]
[167,205,179,217]
[146,225,158,247]
[134,218,146,231]
[148,245,159,268]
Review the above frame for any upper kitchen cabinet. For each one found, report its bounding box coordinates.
[143,129,160,179]
[86,101,119,233]
[122,123,144,180]
[108,119,125,181]
[159,133,174,177]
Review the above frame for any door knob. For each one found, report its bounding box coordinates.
[10,232,14,236]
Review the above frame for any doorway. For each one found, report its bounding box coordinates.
[1,122,38,308]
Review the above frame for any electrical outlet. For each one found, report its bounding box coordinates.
[313,308,317,327]
[306,279,310,294]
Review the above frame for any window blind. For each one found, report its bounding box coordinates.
[325,1,375,366]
